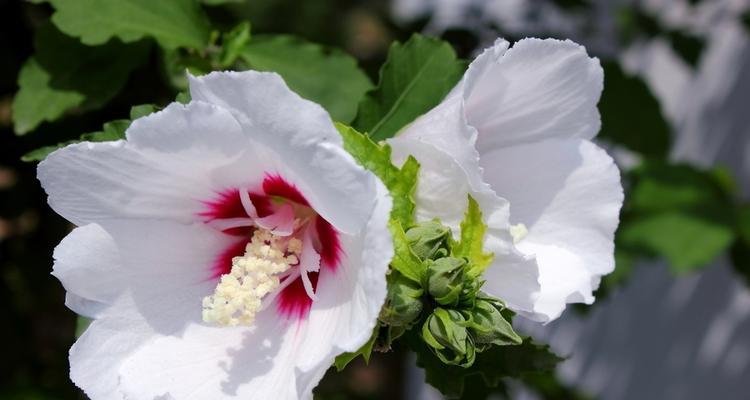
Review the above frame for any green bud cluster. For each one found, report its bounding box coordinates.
[391,220,522,368]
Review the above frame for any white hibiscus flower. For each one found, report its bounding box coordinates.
[388,38,623,323]
[40,71,393,399]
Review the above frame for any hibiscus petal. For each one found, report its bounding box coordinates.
[466,38,604,150]
[57,221,234,399]
[116,311,301,399]
[52,224,121,317]
[38,101,261,226]
[480,138,623,322]
[188,71,376,235]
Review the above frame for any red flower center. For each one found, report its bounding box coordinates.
[199,174,342,320]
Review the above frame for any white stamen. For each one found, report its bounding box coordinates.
[202,229,303,327]
[239,188,259,219]
[206,217,255,231]
[298,226,321,300]
[510,223,528,244]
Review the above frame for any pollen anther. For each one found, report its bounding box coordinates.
[202,229,303,327]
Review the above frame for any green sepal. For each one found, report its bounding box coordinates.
[333,324,379,372]
[389,220,427,283]
[463,295,522,347]
[452,196,494,278]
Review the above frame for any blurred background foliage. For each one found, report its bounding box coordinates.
[1,0,749,399]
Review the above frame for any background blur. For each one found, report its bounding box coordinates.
[1,0,749,399]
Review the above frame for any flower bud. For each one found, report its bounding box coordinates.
[458,276,483,308]
[464,296,522,347]
[421,308,475,367]
[405,220,452,261]
[379,273,424,327]
[424,257,466,306]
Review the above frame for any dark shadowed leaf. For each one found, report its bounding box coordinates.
[598,62,671,158]
[240,35,372,122]
[49,0,210,49]
[409,333,563,399]
[12,24,149,135]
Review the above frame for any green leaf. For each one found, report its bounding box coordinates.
[12,59,81,135]
[390,220,427,283]
[12,24,149,134]
[598,61,671,157]
[48,0,210,49]
[240,35,372,122]
[219,22,251,68]
[336,123,419,227]
[353,34,465,141]
[630,162,730,212]
[129,104,159,120]
[161,47,212,91]
[333,325,378,372]
[22,119,132,162]
[620,162,736,273]
[337,123,424,281]
[82,119,130,141]
[452,196,493,277]
[175,91,192,104]
[21,141,78,162]
[737,205,750,244]
[620,211,735,273]
[409,334,563,398]
[75,316,92,338]
[201,0,244,4]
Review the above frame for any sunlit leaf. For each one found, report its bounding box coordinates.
[336,123,419,227]
[353,34,465,141]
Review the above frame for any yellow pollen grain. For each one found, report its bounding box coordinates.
[202,229,302,327]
